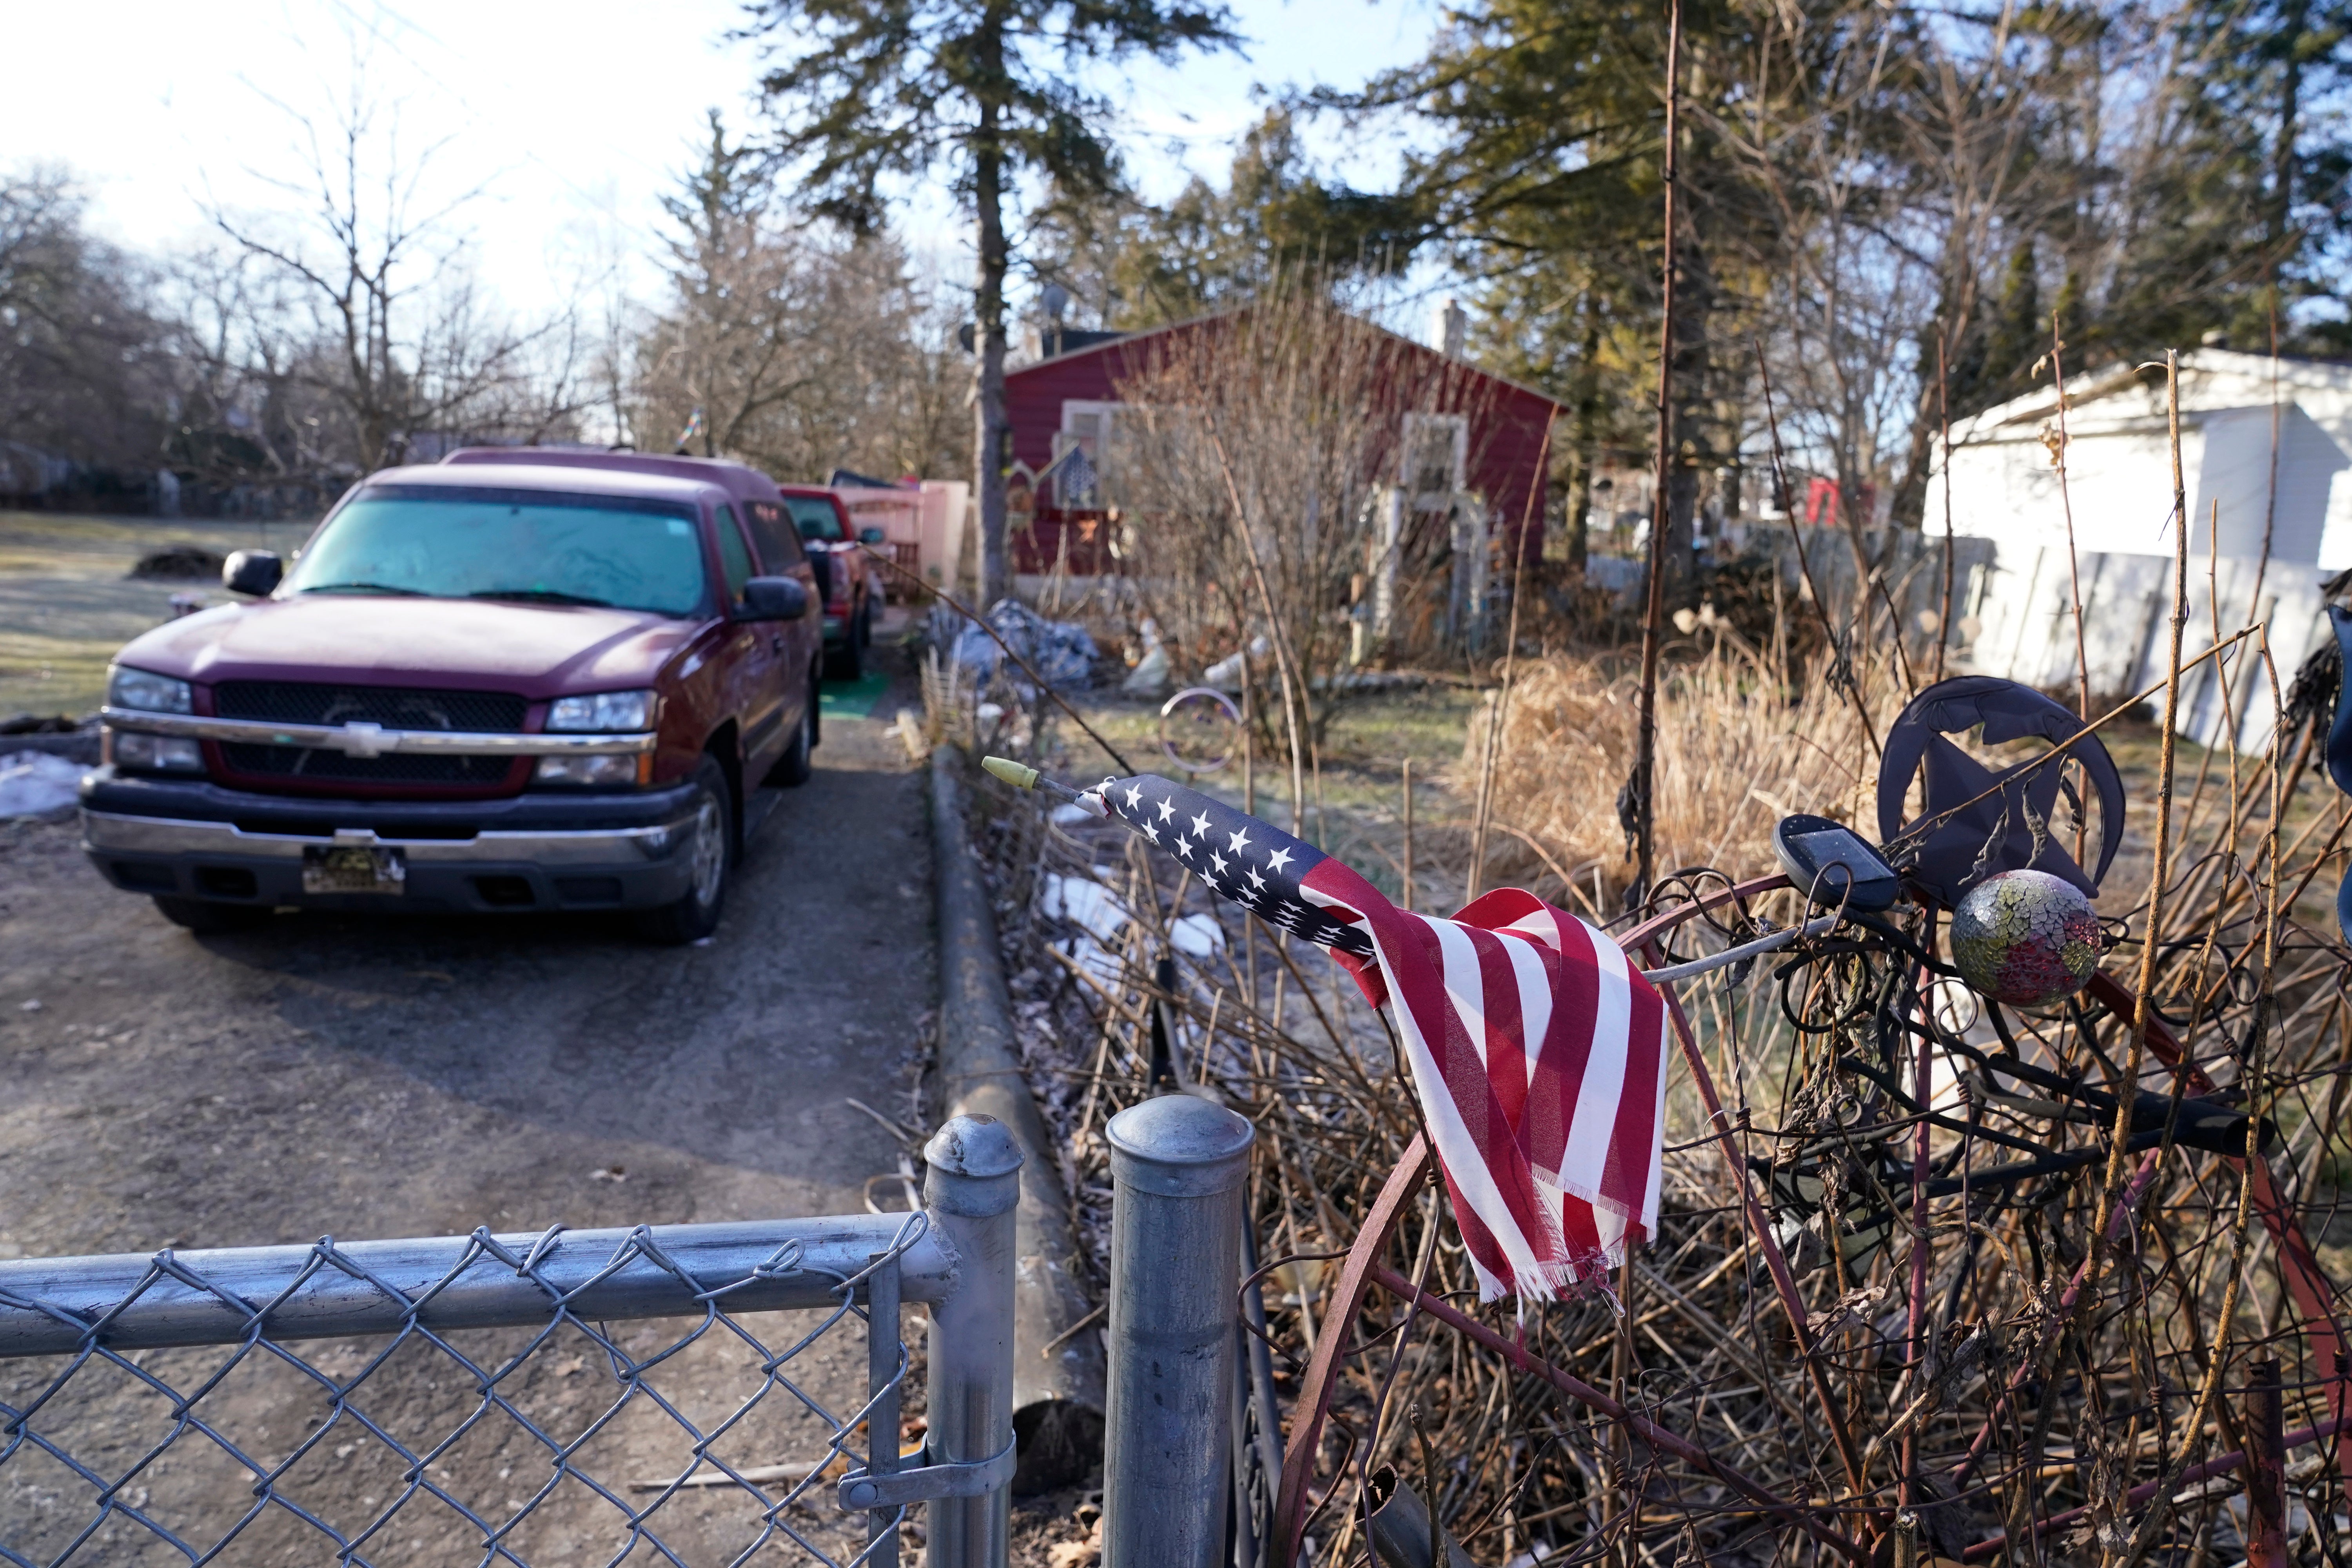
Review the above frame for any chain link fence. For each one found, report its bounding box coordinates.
[0,1138,1020,1568]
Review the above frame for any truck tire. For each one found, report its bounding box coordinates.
[635,755,733,945]
[765,676,816,787]
[830,611,864,681]
[152,896,270,934]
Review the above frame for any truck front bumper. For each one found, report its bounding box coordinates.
[79,770,704,914]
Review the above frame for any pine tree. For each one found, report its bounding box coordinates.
[744,0,1239,604]
[1027,111,1421,330]
[1331,0,1778,592]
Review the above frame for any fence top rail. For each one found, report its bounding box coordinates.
[0,1212,956,1358]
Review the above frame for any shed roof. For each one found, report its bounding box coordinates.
[1003,306,1567,411]
[1949,349,2352,449]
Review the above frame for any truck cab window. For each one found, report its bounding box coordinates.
[786,497,845,541]
[715,504,755,606]
[744,501,807,571]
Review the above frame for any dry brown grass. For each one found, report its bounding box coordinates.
[958,575,2352,1568]
[1462,639,1902,904]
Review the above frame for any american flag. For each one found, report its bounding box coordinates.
[1083,773,1668,1303]
[1053,441,1098,506]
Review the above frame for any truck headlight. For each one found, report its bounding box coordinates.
[547,690,657,731]
[112,732,203,772]
[535,753,644,786]
[108,666,193,714]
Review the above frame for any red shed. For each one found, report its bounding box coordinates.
[1004,310,1562,575]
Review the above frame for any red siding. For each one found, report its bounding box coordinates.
[1004,313,1563,559]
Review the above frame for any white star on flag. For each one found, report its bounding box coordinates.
[1266,847,1294,873]
[1229,828,1252,853]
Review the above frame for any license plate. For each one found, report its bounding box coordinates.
[302,844,407,895]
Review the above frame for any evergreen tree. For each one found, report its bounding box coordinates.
[1331,0,1777,591]
[2171,0,2352,349]
[1976,243,2043,407]
[744,0,1239,603]
[1029,110,1420,329]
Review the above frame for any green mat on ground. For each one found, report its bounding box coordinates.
[819,672,894,719]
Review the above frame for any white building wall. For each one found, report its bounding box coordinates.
[1933,350,2352,753]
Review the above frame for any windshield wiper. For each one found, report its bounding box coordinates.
[299,582,427,595]
[468,589,616,607]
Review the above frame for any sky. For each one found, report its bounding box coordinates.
[1,0,1444,324]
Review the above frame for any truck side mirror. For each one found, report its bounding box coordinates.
[222,550,283,597]
[740,575,809,621]
[858,526,887,546]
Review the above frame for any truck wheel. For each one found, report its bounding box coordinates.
[766,680,816,787]
[636,755,733,945]
[152,896,270,934]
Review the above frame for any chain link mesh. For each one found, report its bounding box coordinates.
[0,1214,928,1568]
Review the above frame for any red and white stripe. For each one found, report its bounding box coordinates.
[1301,871,1670,1304]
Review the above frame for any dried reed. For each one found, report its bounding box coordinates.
[1460,642,1895,909]
[938,461,2352,1568]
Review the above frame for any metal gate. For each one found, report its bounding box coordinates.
[0,1116,1022,1568]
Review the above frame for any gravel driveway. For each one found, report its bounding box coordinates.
[0,675,938,1565]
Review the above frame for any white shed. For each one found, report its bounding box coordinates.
[1930,349,2349,750]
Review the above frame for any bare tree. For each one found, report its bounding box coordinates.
[1110,279,1499,824]
[0,168,174,477]
[633,115,969,482]
[205,63,584,475]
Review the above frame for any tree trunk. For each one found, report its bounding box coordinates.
[973,79,1011,608]
[1887,256,1985,529]
[2271,0,2308,269]
[1663,229,1712,604]
[1566,292,1600,572]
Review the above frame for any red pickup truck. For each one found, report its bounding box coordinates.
[777,485,885,678]
[80,450,825,943]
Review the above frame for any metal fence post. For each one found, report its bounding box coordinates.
[924,1114,1024,1568]
[1103,1094,1256,1568]
[867,1247,904,1568]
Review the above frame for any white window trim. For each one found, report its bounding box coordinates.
[1056,400,1120,506]
[1401,412,1468,507]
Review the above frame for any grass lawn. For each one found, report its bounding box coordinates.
[1040,680,1491,910]
[0,511,294,719]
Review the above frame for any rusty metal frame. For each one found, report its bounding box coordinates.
[1269,880,2352,1567]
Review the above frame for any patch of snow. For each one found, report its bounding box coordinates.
[0,753,83,820]
[1201,636,1270,692]
[1061,935,1129,987]
[1170,913,1226,956]
[1120,644,1170,696]
[1042,873,1129,940]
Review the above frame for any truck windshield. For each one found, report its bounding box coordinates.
[282,487,709,615]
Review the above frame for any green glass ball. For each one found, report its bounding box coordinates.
[1949,869,2101,1007]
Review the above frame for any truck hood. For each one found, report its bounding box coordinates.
[112,594,706,697]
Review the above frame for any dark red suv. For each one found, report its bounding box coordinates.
[79,450,824,943]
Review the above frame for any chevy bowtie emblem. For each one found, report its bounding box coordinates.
[334,721,389,758]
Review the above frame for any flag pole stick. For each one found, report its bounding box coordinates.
[1631,0,1686,902]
